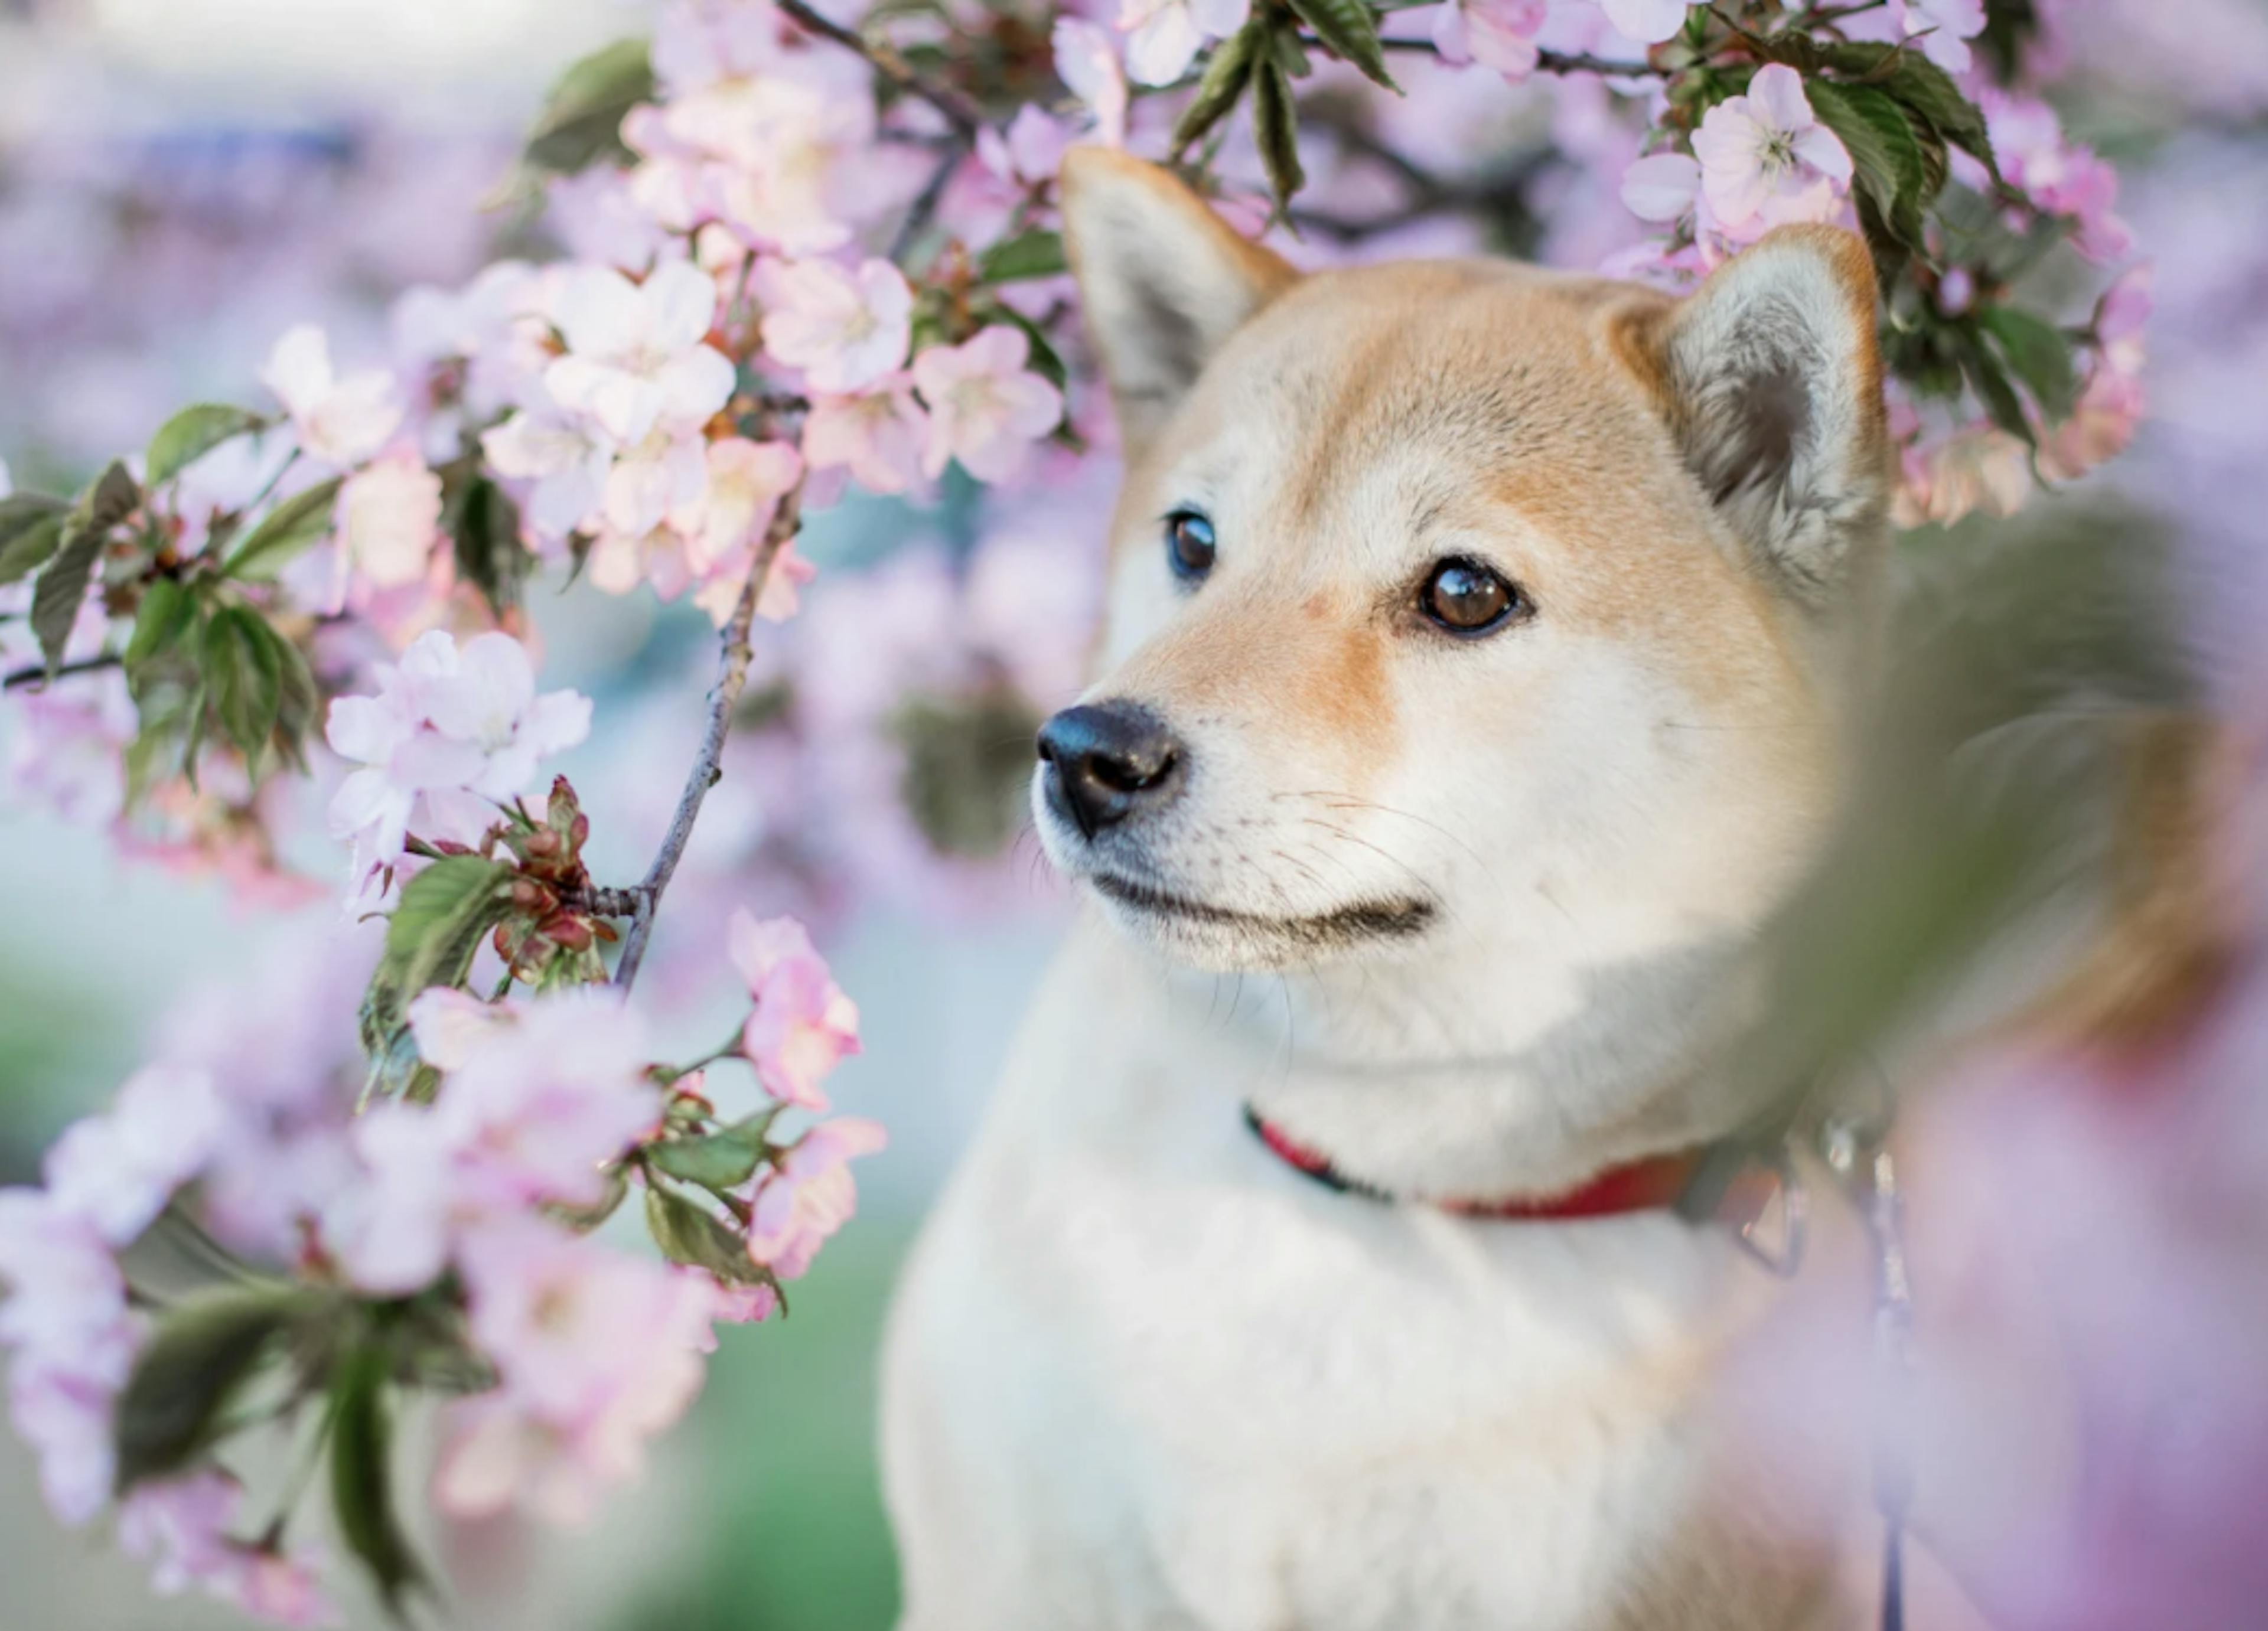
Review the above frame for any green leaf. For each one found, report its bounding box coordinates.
[203,606,284,762]
[0,492,67,580]
[1281,0,1396,89]
[30,527,105,676]
[644,1185,768,1284]
[1805,78,1931,258]
[976,229,1068,285]
[146,405,268,487]
[0,508,65,588]
[444,471,527,618]
[125,578,197,674]
[267,621,322,769]
[524,38,655,176]
[1252,59,1307,213]
[80,460,144,534]
[328,1346,424,1617]
[1979,304,2078,423]
[1879,52,1995,176]
[1956,327,2035,445]
[1172,22,1262,152]
[359,856,519,1065]
[225,476,343,580]
[113,1286,305,1492]
[647,1109,781,1192]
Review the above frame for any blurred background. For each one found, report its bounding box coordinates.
[3,0,2267,1626]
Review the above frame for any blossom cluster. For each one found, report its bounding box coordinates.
[0,0,2163,1622]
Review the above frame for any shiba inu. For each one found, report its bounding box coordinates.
[878,146,2110,1630]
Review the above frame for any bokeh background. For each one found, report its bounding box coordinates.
[4,0,2267,1626]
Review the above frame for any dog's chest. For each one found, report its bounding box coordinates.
[895,1057,1805,1631]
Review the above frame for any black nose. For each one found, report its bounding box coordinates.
[1036,702,1185,838]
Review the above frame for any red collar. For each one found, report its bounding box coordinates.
[1243,1105,1785,1231]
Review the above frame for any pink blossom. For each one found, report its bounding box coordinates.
[119,1470,340,1626]
[1053,19,1130,148]
[697,80,887,256]
[258,325,403,470]
[757,257,913,393]
[481,406,615,543]
[543,262,733,443]
[1690,64,1853,238]
[1619,150,1702,222]
[912,327,1064,484]
[745,1117,887,1280]
[1842,0,1985,74]
[1600,0,1689,45]
[696,438,803,568]
[41,1066,225,1247]
[406,986,517,1069]
[599,426,710,542]
[2,666,135,826]
[803,377,930,496]
[0,1190,136,1525]
[1119,0,1250,87]
[729,911,862,1110]
[1982,92,2129,261]
[978,106,1075,187]
[331,449,441,602]
[1432,0,1549,79]
[324,630,591,893]
[438,1219,715,1525]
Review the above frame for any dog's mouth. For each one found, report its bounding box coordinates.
[1086,869,1436,951]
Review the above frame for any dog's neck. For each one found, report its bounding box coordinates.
[1133,914,1778,1201]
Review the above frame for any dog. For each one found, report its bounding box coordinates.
[878,147,2211,1630]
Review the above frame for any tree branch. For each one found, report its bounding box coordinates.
[775,0,989,135]
[1364,35,1672,77]
[2,653,122,691]
[610,482,807,992]
[890,134,972,263]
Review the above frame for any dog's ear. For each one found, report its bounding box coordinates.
[1059,147,1298,458]
[1619,226,1891,605]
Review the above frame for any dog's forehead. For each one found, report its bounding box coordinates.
[1155,260,1679,559]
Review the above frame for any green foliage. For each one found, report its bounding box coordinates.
[113,1285,309,1492]
[523,38,657,177]
[1979,304,2079,422]
[145,405,268,488]
[1804,79,1931,268]
[645,1183,777,1290]
[1173,22,1263,152]
[25,461,140,674]
[1282,0,1397,90]
[1251,58,1306,214]
[648,1108,784,1192]
[203,605,285,764]
[442,462,529,618]
[226,475,344,580]
[359,856,520,1071]
[976,228,1068,285]
[328,1345,425,1618]
[0,494,67,586]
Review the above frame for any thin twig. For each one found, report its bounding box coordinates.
[891,135,972,263]
[1367,35,1672,76]
[611,481,807,992]
[2,652,123,691]
[775,0,989,134]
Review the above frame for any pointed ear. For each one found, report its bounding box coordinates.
[1059,146,1298,458]
[1620,226,1892,605]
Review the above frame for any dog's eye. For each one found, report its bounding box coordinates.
[1165,510,1216,583]
[1420,558,1521,635]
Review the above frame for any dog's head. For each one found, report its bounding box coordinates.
[1038,149,1891,1006]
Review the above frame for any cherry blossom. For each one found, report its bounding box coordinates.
[330,449,442,604]
[0,1190,135,1524]
[729,910,862,1110]
[911,327,1064,484]
[118,1471,340,1627]
[1599,0,1689,45]
[745,1117,887,1280]
[41,1066,225,1247]
[1432,0,1549,80]
[1053,18,1130,149]
[258,325,403,471]
[543,262,734,443]
[481,405,616,543]
[438,1218,716,1525]
[803,377,930,497]
[324,630,592,896]
[1842,0,1986,75]
[1689,63,1853,239]
[1619,150,1702,223]
[756,256,913,393]
[1118,0,1250,88]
